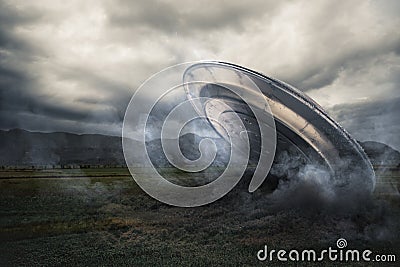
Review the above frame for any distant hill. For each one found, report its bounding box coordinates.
[359,141,400,167]
[0,129,125,167]
[0,129,399,169]
[0,129,229,168]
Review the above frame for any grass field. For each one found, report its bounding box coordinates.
[0,168,399,266]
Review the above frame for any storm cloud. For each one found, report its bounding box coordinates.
[0,0,399,148]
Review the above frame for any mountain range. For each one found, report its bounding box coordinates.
[0,129,399,168]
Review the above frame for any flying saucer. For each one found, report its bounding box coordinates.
[183,61,375,192]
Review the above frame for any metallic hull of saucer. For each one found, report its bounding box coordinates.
[184,62,375,192]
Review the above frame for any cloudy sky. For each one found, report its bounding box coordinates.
[0,0,399,149]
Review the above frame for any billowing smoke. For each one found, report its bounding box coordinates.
[233,150,399,242]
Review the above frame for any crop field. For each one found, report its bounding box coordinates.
[0,168,399,266]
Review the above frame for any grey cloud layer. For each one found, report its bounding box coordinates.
[328,96,400,150]
[0,0,399,148]
[106,0,282,33]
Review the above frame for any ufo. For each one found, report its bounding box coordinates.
[182,61,376,193]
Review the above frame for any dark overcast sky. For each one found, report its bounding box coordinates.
[0,0,399,149]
